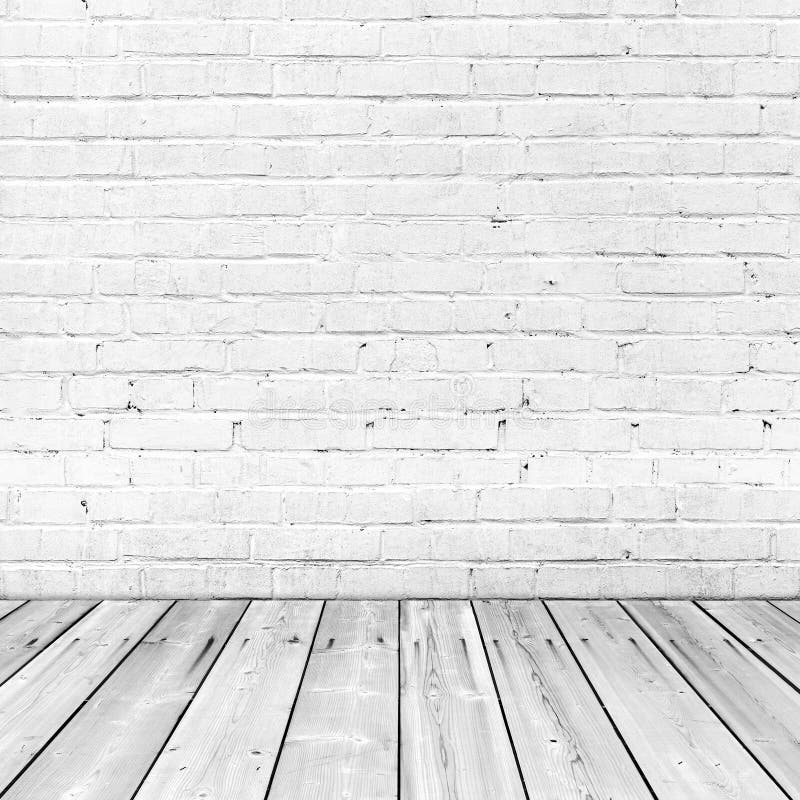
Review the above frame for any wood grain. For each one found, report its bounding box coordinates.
[401,600,527,800]
[701,600,800,688]
[0,600,97,685]
[772,601,800,626]
[0,601,26,621]
[0,599,170,793]
[474,600,651,800]
[2,600,246,800]
[136,600,322,800]
[626,599,800,797]
[268,601,399,800]
[551,601,784,800]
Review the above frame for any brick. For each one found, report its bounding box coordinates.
[505,418,631,452]
[491,339,617,372]
[122,528,249,559]
[639,418,763,450]
[0,419,103,451]
[110,417,233,450]
[613,487,676,520]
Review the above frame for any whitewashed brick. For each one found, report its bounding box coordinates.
[373,416,499,450]
[110,417,233,450]
[130,455,194,486]
[254,526,380,561]
[724,378,792,412]
[2,8,798,599]
[620,340,749,374]
[122,528,249,559]
[242,419,366,451]
[414,488,477,521]
[0,529,116,561]
[0,419,103,451]
[508,525,638,561]
[0,454,65,486]
[491,339,617,372]
[594,377,657,411]
[641,527,771,561]
[640,418,763,450]
[506,418,631,452]
[524,377,590,411]
[394,455,521,485]
[613,487,676,520]
[101,340,225,372]
[65,454,129,486]
[590,457,654,486]
[657,379,722,413]
[144,565,273,599]
[0,378,62,412]
[217,489,281,522]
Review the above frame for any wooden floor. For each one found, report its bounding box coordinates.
[0,601,799,799]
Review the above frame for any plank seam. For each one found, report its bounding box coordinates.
[397,600,401,800]
[0,602,27,624]
[262,599,327,800]
[128,600,254,800]
[768,601,800,627]
[693,601,800,696]
[470,600,531,800]
[0,600,177,800]
[542,601,659,800]
[620,601,793,800]
[0,601,101,691]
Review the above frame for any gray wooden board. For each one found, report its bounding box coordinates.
[701,600,800,689]
[0,599,170,793]
[2,600,247,800]
[401,600,527,800]
[136,600,322,800]
[0,600,97,685]
[626,599,800,798]
[550,601,785,800]
[773,601,800,626]
[474,600,652,800]
[0,601,26,621]
[268,600,399,800]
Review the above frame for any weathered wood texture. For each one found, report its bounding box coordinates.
[474,600,651,800]
[0,600,97,685]
[0,601,26,621]
[0,600,797,799]
[701,600,800,688]
[0,600,170,793]
[401,600,527,800]
[550,601,785,800]
[626,599,800,797]
[136,600,322,800]
[268,601,399,800]
[772,601,800,626]
[2,600,246,800]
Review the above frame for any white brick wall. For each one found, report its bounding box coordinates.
[0,0,798,599]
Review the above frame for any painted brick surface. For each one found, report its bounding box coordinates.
[0,0,798,599]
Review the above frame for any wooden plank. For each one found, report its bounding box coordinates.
[0,600,97,685]
[773,601,800,626]
[268,601,398,800]
[136,600,322,800]
[550,601,784,800]
[0,599,170,793]
[700,600,800,688]
[0,601,26,621]
[401,600,526,800]
[625,600,800,797]
[474,600,651,800]
[3,600,247,800]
